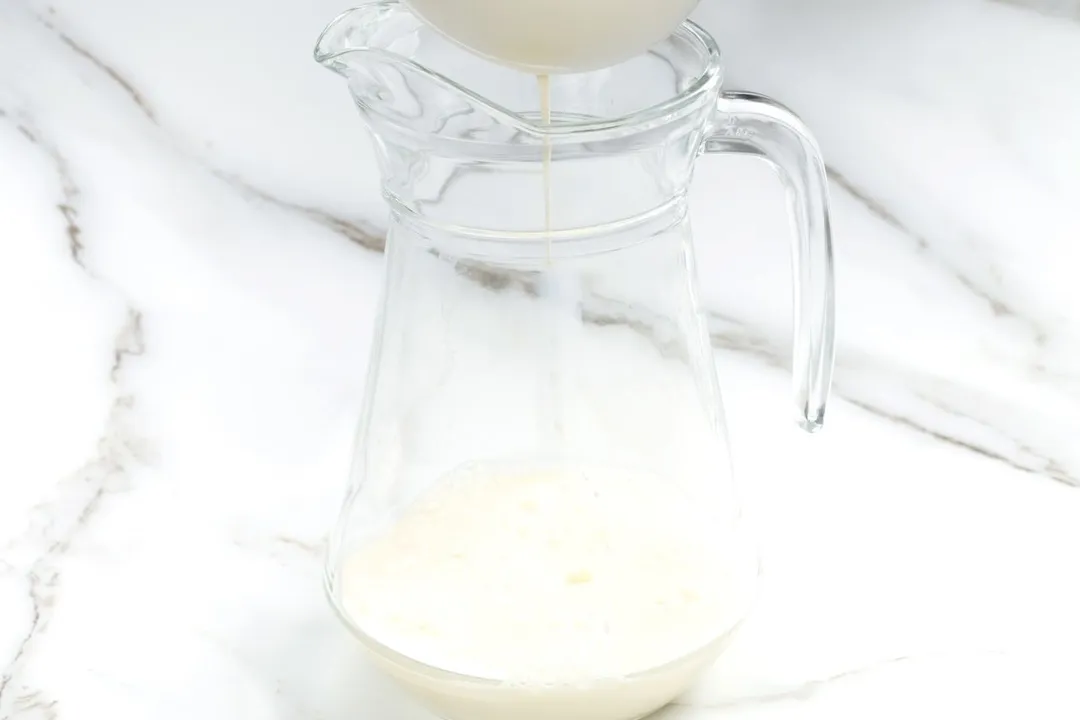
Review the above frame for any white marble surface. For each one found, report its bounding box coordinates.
[3,0,1080,717]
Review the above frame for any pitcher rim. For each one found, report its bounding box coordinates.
[314,2,725,141]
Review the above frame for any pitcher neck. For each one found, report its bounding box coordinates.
[371,105,709,248]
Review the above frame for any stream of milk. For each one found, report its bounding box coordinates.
[539,73,553,247]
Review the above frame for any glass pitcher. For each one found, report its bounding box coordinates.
[315,3,835,719]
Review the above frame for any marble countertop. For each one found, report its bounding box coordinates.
[3,0,1080,717]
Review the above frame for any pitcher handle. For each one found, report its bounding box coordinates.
[702,91,836,432]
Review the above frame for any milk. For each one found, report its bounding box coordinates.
[539,74,553,236]
[340,462,753,720]
[407,0,700,73]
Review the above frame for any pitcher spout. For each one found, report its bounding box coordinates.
[315,1,537,139]
[314,5,391,73]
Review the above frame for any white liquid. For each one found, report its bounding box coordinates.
[340,462,753,720]
[539,73,553,256]
[408,0,700,73]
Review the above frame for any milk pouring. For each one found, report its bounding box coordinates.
[315,3,835,718]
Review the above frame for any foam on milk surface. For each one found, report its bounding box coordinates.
[341,462,735,684]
